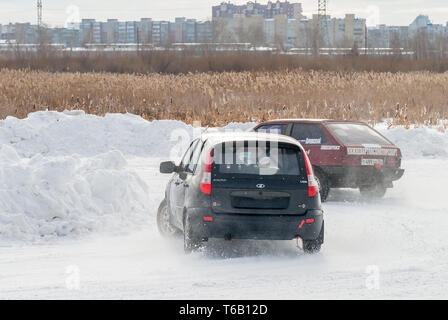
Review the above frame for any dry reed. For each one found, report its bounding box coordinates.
[1,69,447,128]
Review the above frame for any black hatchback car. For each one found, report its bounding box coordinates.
[158,132,325,254]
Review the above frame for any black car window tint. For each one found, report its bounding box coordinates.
[216,143,302,177]
[180,140,198,171]
[187,140,203,174]
[291,124,328,145]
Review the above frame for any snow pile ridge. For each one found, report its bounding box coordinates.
[0,111,194,158]
[376,124,448,159]
[0,148,150,242]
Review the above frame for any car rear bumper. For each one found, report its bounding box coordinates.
[186,208,324,241]
[321,166,405,188]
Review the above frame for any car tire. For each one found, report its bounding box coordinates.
[359,184,387,198]
[302,222,324,254]
[157,200,180,237]
[183,215,202,254]
[314,168,330,202]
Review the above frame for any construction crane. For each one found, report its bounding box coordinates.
[318,0,327,21]
[37,0,43,28]
[315,0,328,54]
[37,0,43,45]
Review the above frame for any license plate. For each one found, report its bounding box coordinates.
[361,158,384,166]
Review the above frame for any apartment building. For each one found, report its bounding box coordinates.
[106,19,119,44]
[1,1,446,52]
[366,15,445,49]
[174,18,186,43]
[140,18,153,44]
[326,14,366,48]
[151,21,171,45]
[286,18,298,47]
[92,21,103,44]
[185,19,197,43]
[197,21,213,43]
[213,1,303,19]
[126,21,137,43]
[227,13,265,43]
[80,19,95,44]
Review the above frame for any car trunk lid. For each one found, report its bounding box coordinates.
[210,141,311,215]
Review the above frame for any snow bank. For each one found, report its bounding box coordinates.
[0,111,255,242]
[0,110,256,159]
[0,147,149,242]
[0,110,192,158]
[377,124,448,159]
[0,110,446,242]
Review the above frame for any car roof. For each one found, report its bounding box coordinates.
[259,119,368,125]
[201,132,302,148]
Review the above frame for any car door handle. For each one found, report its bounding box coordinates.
[184,184,189,188]
[174,181,181,186]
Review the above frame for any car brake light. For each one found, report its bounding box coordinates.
[304,152,318,198]
[203,216,214,222]
[200,149,213,195]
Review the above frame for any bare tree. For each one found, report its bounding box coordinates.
[411,29,430,59]
[350,42,360,56]
[390,32,402,57]
[235,18,246,43]
[434,33,448,59]
[310,21,322,56]
[247,23,265,47]
[37,25,54,58]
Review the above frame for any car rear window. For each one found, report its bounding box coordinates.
[326,123,392,145]
[213,143,302,177]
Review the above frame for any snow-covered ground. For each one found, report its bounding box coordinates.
[0,111,447,299]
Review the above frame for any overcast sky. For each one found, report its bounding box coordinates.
[1,0,447,27]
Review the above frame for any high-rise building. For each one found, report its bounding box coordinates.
[80,19,96,44]
[174,17,186,43]
[106,19,119,44]
[152,21,171,45]
[197,21,213,43]
[160,21,171,45]
[118,21,126,43]
[140,18,153,44]
[213,1,303,19]
[92,21,103,44]
[126,21,137,43]
[185,19,197,43]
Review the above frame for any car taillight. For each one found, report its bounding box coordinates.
[304,152,318,198]
[200,149,213,195]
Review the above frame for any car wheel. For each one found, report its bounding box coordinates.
[359,184,387,198]
[302,222,324,254]
[183,215,202,254]
[157,200,180,237]
[314,169,330,202]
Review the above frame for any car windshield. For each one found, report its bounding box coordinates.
[255,124,287,135]
[326,123,392,145]
[214,144,302,176]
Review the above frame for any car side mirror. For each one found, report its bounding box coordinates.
[160,161,177,174]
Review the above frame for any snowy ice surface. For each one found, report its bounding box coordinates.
[0,111,447,299]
